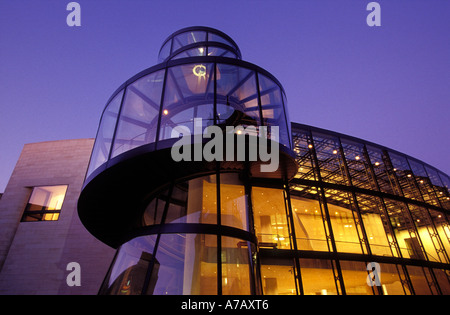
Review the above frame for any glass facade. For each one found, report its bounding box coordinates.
[86,47,290,179]
[81,27,450,295]
[289,123,450,294]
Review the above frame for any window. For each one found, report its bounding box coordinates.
[252,186,291,249]
[299,259,338,295]
[221,236,252,295]
[21,185,68,222]
[153,233,217,295]
[260,257,297,295]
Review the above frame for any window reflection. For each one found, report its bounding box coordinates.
[143,187,168,226]
[150,234,217,295]
[100,235,157,295]
[144,175,217,226]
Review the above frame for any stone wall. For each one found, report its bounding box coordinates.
[0,139,115,294]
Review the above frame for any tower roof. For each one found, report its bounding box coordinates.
[158,26,242,63]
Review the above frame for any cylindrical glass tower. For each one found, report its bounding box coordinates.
[78,26,296,295]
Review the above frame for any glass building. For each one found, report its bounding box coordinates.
[78,27,450,295]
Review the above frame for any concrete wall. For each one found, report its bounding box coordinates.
[0,139,115,294]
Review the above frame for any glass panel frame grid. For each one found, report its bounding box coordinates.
[87,60,291,177]
[286,124,450,295]
[158,28,241,63]
[118,173,261,295]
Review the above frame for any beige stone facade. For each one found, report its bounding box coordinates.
[0,139,114,294]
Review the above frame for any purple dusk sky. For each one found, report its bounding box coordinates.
[0,0,449,193]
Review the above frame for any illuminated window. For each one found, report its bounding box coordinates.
[21,185,68,222]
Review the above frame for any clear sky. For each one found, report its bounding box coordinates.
[0,0,449,193]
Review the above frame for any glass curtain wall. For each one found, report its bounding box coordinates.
[288,124,450,295]
[102,172,258,295]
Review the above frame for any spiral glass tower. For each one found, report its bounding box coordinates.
[78,27,450,295]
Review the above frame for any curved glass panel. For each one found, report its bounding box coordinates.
[111,70,165,158]
[160,28,240,62]
[216,63,260,127]
[259,73,290,148]
[149,233,217,295]
[90,62,291,172]
[101,234,217,295]
[143,175,217,225]
[172,47,206,60]
[158,39,172,63]
[99,235,157,295]
[208,32,235,50]
[220,173,248,231]
[87,89,123,176]
[170,46,238,61]
[159,63,214,140]
[172,31,207,52]
[165,175,218,225]
[208,46,236,58]
[221,236,253,295]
